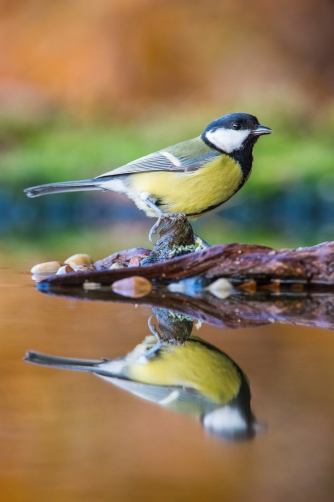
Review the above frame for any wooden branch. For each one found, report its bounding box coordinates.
[40,241,334,288]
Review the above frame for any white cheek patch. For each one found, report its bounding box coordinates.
[206,128,250,153]
[203,406,247,434]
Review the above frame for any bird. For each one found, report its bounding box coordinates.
[24,333,260,441]
[24,113,272,243]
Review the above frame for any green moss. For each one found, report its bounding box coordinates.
[169,244,197,258]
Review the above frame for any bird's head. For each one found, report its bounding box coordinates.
[202,112,272,154]
[202,404,264,441]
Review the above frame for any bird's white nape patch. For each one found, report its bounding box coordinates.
[206,128,250,153]
[161,151,181,167]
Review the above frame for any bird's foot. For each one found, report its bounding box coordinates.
[143,314,188,359]
[142,212,196,265]
[194,234,211,250]
[141,315,165,359]
[149,212,185,244]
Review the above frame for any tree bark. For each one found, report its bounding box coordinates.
[41,241,334,288]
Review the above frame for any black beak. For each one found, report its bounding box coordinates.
[253,124,272,136]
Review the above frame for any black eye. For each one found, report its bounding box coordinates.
[232,123,241,130]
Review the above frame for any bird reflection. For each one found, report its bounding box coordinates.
[24,307,260,441]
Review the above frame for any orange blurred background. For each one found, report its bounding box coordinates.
[1,0,334,120]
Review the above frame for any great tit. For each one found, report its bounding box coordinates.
[25,334,259,441]
[24,113,271,236]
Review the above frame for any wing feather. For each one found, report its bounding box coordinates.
[94,138,219,179]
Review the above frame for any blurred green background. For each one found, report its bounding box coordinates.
[1,0,334,260]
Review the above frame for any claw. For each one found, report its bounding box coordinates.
[141,315,162,358]
[148,315,160,340]
[148,212,189,244]
[148,216,163,244]
[148,228,155,245]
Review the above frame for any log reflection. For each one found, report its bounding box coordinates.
[38,282,334,331]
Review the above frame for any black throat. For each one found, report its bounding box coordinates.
[230,137,257,184]
[202,132,258,184]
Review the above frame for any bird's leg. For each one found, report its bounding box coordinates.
[145,197,211,248]
[144,313,186,358]
[142,315,164,359]
[145,196,164,216]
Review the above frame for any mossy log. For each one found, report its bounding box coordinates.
[33,210,334,292]
[41,240,334,288]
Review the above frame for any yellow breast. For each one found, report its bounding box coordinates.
[128,339,241,405]
[127,155,243,217]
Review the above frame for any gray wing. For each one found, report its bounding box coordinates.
[102,376,178,403]
[100,376,219,418]
[94,144,219,179]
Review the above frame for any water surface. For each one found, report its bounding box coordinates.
[1,259,334,501]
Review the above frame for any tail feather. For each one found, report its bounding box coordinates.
[24,179,102,198]
[24,350,106,373]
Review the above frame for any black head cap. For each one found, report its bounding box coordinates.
[201,112,272,153]
[203,113,259,134]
